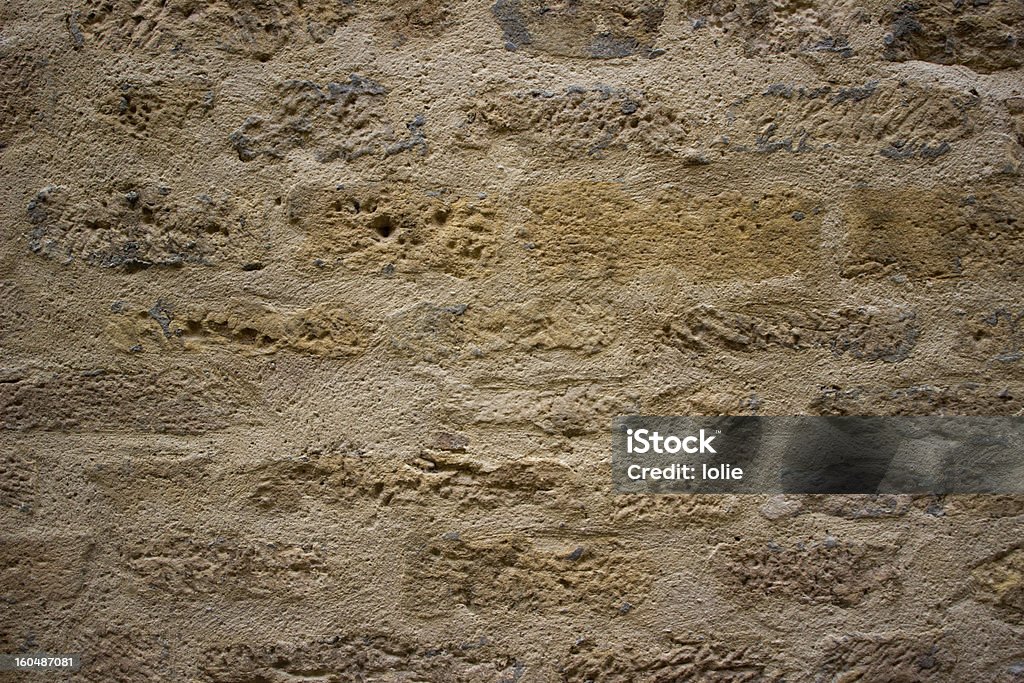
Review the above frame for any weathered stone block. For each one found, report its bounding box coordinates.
[882,0,1024,73]
[523,183,822,281]
[492,0,666,58]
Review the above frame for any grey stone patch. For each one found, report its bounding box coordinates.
[327,74,387,99]
[879,140,952,160]
[385,114,428,157]
[66,12,85,48]
[763,84,833,100]
[148,300,174,338]
[755,125,813,154]
[490,0,665,59]
[442,304,468,316]
[807,36,854,57]
[831,81,879,104]
[491,0,532,50]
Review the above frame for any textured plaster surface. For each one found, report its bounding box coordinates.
[1,0,1023,680]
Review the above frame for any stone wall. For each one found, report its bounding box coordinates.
[1,0,1022,679]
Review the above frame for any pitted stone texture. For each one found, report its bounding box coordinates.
[403,534,652,617]
[882,0,1024,73]
[682,0,870,57]
[715,536,900,607]
[725,78,978,160]
[288,184,499,277]
[103,299,365,357]
[973,547,1024,623]
[841,185,1024,280]
[811,383,1024,416]
[660,303,920,362]
[459,84,692,159]
[0,365,255,434]
[201,634,522,683]
[125,529,330,600]
[27,184,264,271]
[558,634,778,682]
[228,76,429,164]
[817,631,951,681]
[67,0,357,57]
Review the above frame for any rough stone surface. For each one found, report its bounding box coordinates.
[0,0,1022,680]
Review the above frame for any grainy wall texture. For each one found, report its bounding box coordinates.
[1,0,1023,680]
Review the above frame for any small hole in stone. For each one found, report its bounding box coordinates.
[370,214,394,239]
[236,328,258,343]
